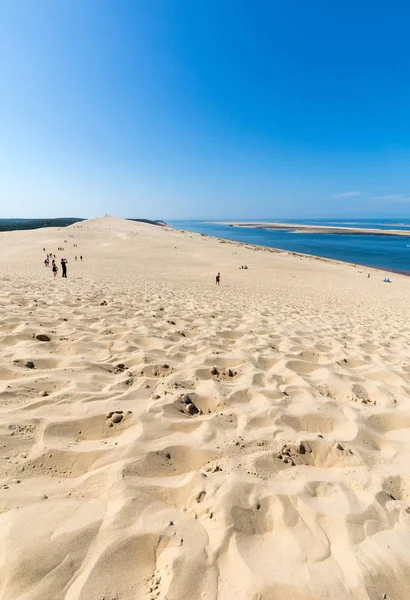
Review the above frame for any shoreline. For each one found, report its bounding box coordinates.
[212,221,410,237]
[172,226,410,277]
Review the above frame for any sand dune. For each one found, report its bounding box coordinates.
[1,216,410,599]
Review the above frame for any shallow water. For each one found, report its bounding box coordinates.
[169,219,410,274]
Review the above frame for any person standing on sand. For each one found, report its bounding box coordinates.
[52,260,58,277]
[80,255,83,261]
[216,272,221,285]
[61,258,68,278]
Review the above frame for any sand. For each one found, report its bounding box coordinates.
[217,221,410,236]
[0,215,410,600]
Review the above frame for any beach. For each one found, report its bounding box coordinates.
[1,215,410,600]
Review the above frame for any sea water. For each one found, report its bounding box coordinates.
[168,219,410,274]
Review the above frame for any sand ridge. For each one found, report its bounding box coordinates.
[0,216,410,599]
[216,221,410,237]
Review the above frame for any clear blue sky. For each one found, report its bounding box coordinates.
[1,0,410,219]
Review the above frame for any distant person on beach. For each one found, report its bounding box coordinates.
[75,255,77,261]
[80,255,83,261]
[52,260,58,277]
[44,258,49,267]
[216,272,220,285]
[61,258,68,278]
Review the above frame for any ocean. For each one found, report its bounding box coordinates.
[168,219,410,274]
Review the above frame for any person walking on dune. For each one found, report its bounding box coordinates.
[51,260,58,277]
[61,258,68,278]
[216,272,221,285]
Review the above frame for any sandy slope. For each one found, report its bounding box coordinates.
[0,216,410,600]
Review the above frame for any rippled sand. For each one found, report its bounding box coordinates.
[0,216,410,600]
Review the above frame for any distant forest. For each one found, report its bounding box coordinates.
[129,219,166,227]
[0,218,166,232]
[0,218,85,232]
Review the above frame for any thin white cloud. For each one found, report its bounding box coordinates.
[331,191,363,199]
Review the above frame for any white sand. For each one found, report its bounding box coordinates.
[0,216,410,600]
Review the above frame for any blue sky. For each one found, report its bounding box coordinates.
[1,0,410,219]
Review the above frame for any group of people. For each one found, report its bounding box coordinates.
[43,247,83,279]
[46,257,68,277]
